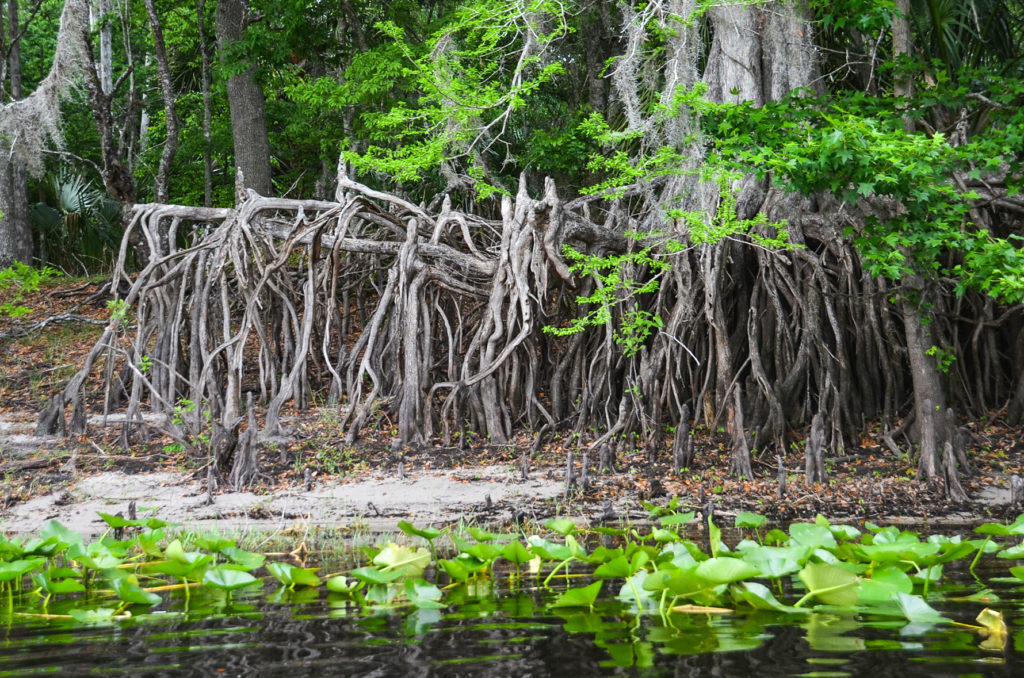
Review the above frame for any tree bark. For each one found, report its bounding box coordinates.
[893,0,913,131]
[0,0,32,268]
[89,0,113,95]
[80,24,136,205]
[899,275,951,483]
[196,0,214,207]
[216,0,272,196]
[0,158,31,268]
[143,0,179,203]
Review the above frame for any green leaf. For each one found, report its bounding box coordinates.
[708,515,722,557]
[618,570,655,607]
[325,576,361,594]
[0,558,42,581]
[740,546,803,578]
[974,517,1024,536]
[351,565,405,585]
[995,543,1024,559]
[466,543,501,562]
[789,523,837,550]
[856,541,939,565]
[946,588,999,604]
[550,581,603,608]
[22,536,64,558]
[695,557,761,585]
[69,608,118,624]
[858,566,913,604]
[651,527,680,543]
[527,536,573,561]
[894,592,948,623]
[734,512,766,529]
[267,562,320,588]
[404,578,446,609]
[111,576,161,606]
[164,539,188,563]
[373,543,431,576]
[467,527,505,542]
[220,546,265,570]
[732,582,808,614]
[593,555,635,579]
[797,563,859,606]
[136,529,166,557]
[72,544,123,571]
[397,521,443,541]
[545,518,578,536]
[98,512,143,529]
[830,524,861,541]
[659,511,697,527]
[500,540,534,565]
[39,521,82,551]
[31,571,85,595]
[193,535,235,552]
[203,566,261,591]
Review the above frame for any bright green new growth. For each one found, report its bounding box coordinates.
[704,79,1024,303]
[314,0,571,199]
[543,185,795,357]
[542,242,668,358]
[0,262,60,318]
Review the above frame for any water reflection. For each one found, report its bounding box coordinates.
[0,578,1020,676]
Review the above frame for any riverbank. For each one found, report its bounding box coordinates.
[2,280,1022,539]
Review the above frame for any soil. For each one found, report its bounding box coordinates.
[2,279,1023,540]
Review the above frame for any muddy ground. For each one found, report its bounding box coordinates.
[1,280,1023,540]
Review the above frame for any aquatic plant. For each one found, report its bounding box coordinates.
[0,508,1022,644]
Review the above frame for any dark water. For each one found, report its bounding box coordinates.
[1,573,1022,678]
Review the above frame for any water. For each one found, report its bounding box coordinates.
[1,569,1021,677]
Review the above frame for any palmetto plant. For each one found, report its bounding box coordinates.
[912,0,1023,76]
[31,168,122,274]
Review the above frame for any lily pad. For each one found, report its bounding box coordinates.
[203,566,261,591]
[267,562,321,588]
[798,563,859,607]
[397,520,443,541]
[734,512,766,529]
[550,581,602,608]
[544,518,578,536]
[373,543,430,576]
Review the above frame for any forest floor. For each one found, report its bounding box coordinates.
[1,278,1023,540]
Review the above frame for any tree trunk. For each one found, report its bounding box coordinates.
[698,1,821,474]
[0,158,31,268]
[899,275,953,486]
[893,0,913,131]
[143,0,179,203]
[81,30,136,205]
[196,0,214,207]
[216,0,272,196]
[89,0,113,95]
[1,0,31,268]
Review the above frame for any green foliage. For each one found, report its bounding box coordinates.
[0,262,60,318]
[543,242,669,357]
[0,511,1023,634]
[704,81,1024,302]
[544,184,794,357]
[326,0,573,199]
[810,0,897,34]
